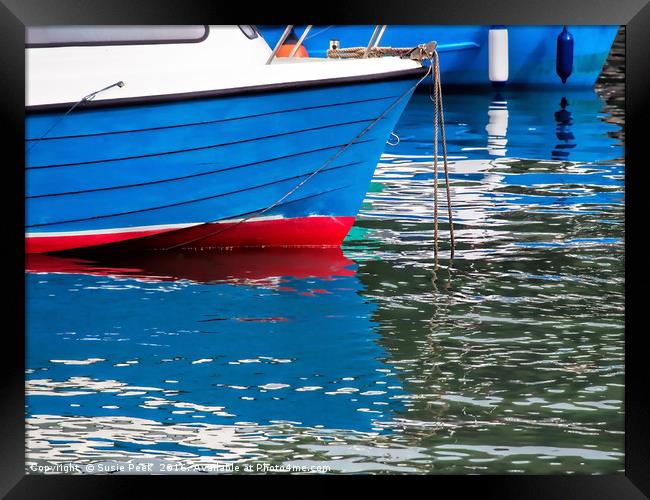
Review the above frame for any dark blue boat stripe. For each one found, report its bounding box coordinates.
[28,140,374,198]
[27,118,382,169]
[27,161,363,228]
[26,95,398,141]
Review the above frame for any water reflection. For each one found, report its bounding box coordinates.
[552,97,576,160]
[341,85,624,473]
[486,93,508,156]
[27,248,357,286]
[395,88,621,163]
[26,249,407,452]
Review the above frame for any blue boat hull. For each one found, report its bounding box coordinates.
[26,71,423,253]
[259,25,618,87]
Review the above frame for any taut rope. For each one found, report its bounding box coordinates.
[27,81,124,153]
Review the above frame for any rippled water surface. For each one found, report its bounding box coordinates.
[26,42,624,474]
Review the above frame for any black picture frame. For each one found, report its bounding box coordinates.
[1,0,647,497]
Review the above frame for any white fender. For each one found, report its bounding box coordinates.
[488,26,509,84]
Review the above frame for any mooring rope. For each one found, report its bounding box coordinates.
[432,56,440,266]
[330,46,455,262]
[159,45,454,254]
[430,51,455,263]
[327,47,415,59]
[162,55,433,251]
[434,51,456,259]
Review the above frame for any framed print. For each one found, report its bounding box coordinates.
[1,0,647,496]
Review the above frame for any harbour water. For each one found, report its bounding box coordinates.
[25,37,624,475]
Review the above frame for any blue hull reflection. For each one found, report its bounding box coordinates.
[393,88,622,163]
[26,249,404,434]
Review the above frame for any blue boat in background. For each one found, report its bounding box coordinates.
[259,25,619,87]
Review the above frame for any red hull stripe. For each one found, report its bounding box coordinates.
[26,216,356,253]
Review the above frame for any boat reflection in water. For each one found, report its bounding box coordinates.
[26,248,358,286]
[485,93,508,157]
[358,87,623,264]
[26,248,407,466]
[552,97,576,160]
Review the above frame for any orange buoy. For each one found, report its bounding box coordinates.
[276,43,309,58]
[276,28,309,58]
